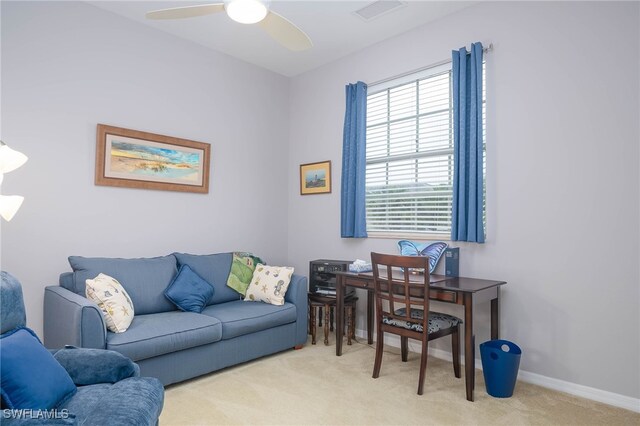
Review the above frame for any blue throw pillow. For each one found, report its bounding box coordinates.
[0,328,77,409]
[164,265,215,313]
[397,240,448,273]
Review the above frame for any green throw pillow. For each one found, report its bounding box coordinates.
[227,252,264,296]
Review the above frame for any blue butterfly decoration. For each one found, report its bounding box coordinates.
[397,240,448,274]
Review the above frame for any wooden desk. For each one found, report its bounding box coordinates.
[334,271,506,402]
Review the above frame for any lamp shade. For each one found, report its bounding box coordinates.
[0,195,24,221]
[0,141,28,174]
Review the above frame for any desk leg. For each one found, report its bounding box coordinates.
[367,290,374,345]
[491,296,499,340]
[336,275,345,356]
[464,293,474,402]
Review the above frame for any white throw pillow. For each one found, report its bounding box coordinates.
[244,264,294,306]
[86,273,135,333]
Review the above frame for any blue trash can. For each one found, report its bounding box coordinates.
[480,339,522,398]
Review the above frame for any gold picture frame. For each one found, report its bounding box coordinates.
[300,160,331,195]
[95,124,210,193]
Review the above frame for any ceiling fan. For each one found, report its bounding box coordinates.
[146,0,313,51]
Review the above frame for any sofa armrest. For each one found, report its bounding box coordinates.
[285,274,308,346]
[50,347,139,385]
[44,286,107,350]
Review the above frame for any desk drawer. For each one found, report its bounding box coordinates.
[429,289,457,303]
[344,276,371,289]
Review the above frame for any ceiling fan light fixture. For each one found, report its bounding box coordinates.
[225,0,268,24]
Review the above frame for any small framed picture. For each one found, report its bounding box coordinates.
[300,160,331,195]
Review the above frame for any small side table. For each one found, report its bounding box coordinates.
[308,293,358,346]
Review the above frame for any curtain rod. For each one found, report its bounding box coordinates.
[367,43,493,88]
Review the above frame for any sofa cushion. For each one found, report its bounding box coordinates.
[164,265,214,313]
[67,255,178,315]
[173,252,240,305]
[60,377,164,426]
[106,311,222,362]
[0,328,77,409]
[201,300,297,340]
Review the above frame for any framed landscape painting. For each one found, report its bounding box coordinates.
[300,160,331,195]
[95,124,210,193]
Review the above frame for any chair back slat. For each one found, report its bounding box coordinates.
[371,253,430,332]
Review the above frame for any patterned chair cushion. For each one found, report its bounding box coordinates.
[382,308,462,334]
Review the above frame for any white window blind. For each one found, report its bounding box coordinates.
[365,63,485,236]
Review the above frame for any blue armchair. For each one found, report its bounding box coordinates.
[0,272,164,425]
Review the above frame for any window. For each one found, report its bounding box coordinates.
[365,63,485,237]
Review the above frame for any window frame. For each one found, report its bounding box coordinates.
[364,62,485,240]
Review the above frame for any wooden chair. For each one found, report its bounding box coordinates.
[370,252,462,395]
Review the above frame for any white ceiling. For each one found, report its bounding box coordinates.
[90,1,475,77]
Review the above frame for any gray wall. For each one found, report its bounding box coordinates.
[287,2,640,399]
[1,1,290,336]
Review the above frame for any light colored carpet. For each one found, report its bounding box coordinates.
[160,333,638,425]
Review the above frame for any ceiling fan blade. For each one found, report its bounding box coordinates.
[146,4,225,20]
[258,11,313,52]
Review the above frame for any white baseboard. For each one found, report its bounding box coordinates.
[353,328,639,413]
[515,370,640,413]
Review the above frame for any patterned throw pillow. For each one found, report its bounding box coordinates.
[227,252,264,296]
[86,273,135,333]
[244,264,294,306]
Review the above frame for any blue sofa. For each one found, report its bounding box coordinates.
[1,271,164,425]
[43,253,308,386]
